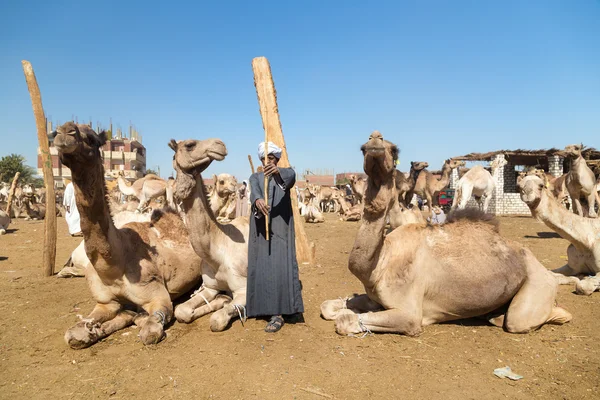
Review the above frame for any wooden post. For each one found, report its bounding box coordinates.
[22,60,56,277]
[5,172,20,217]
[251,57,315,264]
[248,155,255,174]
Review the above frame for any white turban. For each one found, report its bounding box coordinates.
[258,141,282,160]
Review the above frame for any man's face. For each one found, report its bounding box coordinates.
[260,154,279,166]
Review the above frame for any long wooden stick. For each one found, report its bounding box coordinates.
[264,138,270,240]
[5,172,20,217]
[22,60,56,277]
[248,155,255,174]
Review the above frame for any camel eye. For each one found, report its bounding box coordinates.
[538,184,544,190]
[185,142,196,150]
[219,180,224,185]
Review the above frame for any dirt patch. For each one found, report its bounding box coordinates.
[0,215,598,399]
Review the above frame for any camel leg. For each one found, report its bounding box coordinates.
[174,287,230,323]
[209,291,247,332]
[139,293,173,345]
[64,302,122,349]
[551,264,582,285]
[321,294,383,320]
[482,195,492,213]
[335,308,423,336]
[586,192,597,218]
[572,197,584,216]
[504,252,572,334]
[575,274,600,295]
[137,190,150,213]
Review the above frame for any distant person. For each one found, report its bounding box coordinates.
[63,179,82,237]
[235,180,249,218]
[428,206,446,225]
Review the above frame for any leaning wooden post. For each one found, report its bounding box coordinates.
[5,172,20,217]
[248,155,255,174]
[22,60,56,277]
[251,56,315,264]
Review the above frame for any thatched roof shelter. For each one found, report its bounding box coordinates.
[454,147,600,167]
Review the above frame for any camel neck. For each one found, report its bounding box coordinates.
[435,164,452,190]
[349,174,395,280]
[70,159,116,268]
[532,191,597,249]
[409,167,422,185]
[180,173,220,261]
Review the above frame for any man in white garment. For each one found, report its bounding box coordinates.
[63,180,82,237]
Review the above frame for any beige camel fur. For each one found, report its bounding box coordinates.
[207,174,238,222]
[530,170,570,209]
[117,173,167,213]
[565,144,598,218]
[388,199,425,231]
[349,175,367,204]
[169,138,250,332]
[409,158,465,210]
[321,131,571,336]
[395,162,429,207]
[336,194,363,221]
[0,174,20,235]
[22,195,47,220]
[518,175,600,295]
[299,187,325,223]
[53,122,203,349]
[451,158,507,213]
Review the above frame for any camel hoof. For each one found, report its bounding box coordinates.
[64,322,100,349]
[174,304,194,324]
[575,279,596,296]
[209,311,229,332]
[139,322,165,345]
[320,299,347,320]
[334,314,361,336]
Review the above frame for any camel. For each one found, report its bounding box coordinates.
[320,130,571,336]
[312,185,337,213]
[408,158,465,211]
[518,174,600,295]
[564,144,598,218]
[388,198,425,230]
[349,175,367,204]
[117,173,167,213]
[451,157,507,213]
[53,122,203,348]
[22,195,46,220]
[168,138,250,332]
[207,174,238,222]
[336,194,363,221]
[529,170,570,209]
[394,162,429,207]
[299,187,325,223]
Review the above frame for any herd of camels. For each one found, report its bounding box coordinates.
[1,122,599,349]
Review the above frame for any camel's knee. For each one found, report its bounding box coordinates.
[547,307,572,325]
[504,319,534,334]
[139,320,165,345]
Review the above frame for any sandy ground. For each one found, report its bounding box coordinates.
[0,214,599,400]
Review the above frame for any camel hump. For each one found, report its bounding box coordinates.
[143,174,162,181]
[446,208,499,232]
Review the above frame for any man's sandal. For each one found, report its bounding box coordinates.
[265,315,284,333]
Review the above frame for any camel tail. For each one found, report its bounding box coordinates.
[117,177,136,196]
[446,208,499,232]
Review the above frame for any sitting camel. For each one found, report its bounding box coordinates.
[451,157,507,213]
[565,144,598,218]
[518,174,600,295]
[117,173,167,213]
[53,122,203,348]
[388,198,425,230]
[336,194,363,221]
[349,175,367,204]
[408,158,464,211]
[394,162,429,207]
[321,131,571,336]
[169,138,250,332]
[208,174,238,223]
[22,195,46,220]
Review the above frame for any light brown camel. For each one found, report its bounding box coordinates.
[117,173,167,213]
[336,194,363,221]
[169,138,250,332]
[208,173,238,222]
[53,122,203,348]
[0,173,20,235]
[409,158,465,211]
[451,158,507,213]
[531,170,570,209]
[518,174,600,295]
[349,175,367,204]
[320,130,571,336]
[565,144,598,218]
[22,195,46,220]
[394,162,429,207]
[388,198,425,230]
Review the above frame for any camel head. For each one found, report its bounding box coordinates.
[517,175,545,208]
[446,159,465,169]
[53,122,107,168]
[410,161,429,171]
[360,131,398,183]
[169,138,227,201]
[564,144,583,158]
[214,173,237,197]
[490,158,508,171]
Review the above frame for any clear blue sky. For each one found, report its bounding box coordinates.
[1,1,599,181]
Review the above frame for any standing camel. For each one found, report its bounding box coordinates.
[117,173,167,213]
[53,122,203,348]
[451,157,507,213]
[349,175,367,204]
[169,138,250,332]
[564,144,598,218]
[408,158,464,211]
[321,131,571,336]
[394,161,429,207]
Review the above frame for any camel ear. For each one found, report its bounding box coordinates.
[168,139,178,152]
[391,145,399,163]
[411,161,414,166]
[97,130,107,146]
